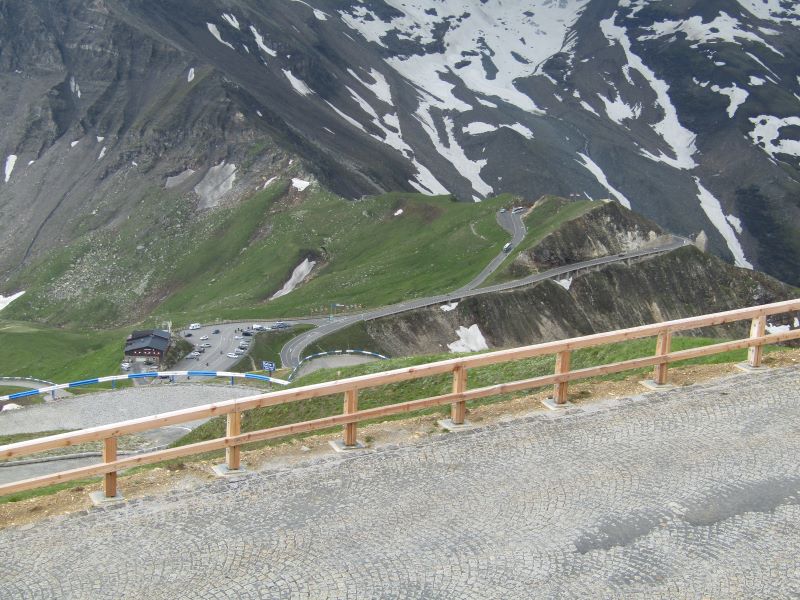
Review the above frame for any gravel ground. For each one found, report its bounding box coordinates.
[0,383,259,436]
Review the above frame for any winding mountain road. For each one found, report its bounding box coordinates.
[279,210,689,368]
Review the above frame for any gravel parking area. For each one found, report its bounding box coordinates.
[1,367,798,598]
[0,383,258,436]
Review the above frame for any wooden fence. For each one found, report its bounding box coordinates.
[1,299,798,500]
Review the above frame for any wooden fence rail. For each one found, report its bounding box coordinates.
[1,299,798,500]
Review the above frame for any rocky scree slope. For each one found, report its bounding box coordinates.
[0,0,799,290]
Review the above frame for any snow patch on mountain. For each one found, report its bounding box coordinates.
[283,70,313,96]
[345,85,414,157]
[194,162,236,208]
[207,23,235,50]
[601,12,698,170]
[97,146,107,161]
[187,67,195,82]
[693,178,751,268]
[597,92,641,124]
[448,324,489,353]
[0,290,25,311]
[576,153,632,209]
[711,84,748,117]
[644,12,784,55]
[290,0,328,21]
[291,178,311,191]
[409,159,449,196]
[556,277,573,291]
[271,258,315,300]
[325,100,366,133]
[69,76,81,99]
[221,13,240,30]
[734,0,800,24]
[465,122,497,136]
[4,155,17,183]
[250,26,277,57]
[749,115,800,158]
[348,68,393,105]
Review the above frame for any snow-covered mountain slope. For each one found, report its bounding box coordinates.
[0,0,798,285]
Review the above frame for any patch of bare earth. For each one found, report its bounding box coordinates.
[2,349,798,529]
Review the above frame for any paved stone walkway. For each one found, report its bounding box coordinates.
[1,367,799,598]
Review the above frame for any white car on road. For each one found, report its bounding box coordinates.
[200,335,209,340]
[226,352,238,358]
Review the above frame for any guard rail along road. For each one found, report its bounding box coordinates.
[1,299,798,501]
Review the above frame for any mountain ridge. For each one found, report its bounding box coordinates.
[1,0,798,289]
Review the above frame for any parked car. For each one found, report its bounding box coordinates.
[200,335,209,340]
[226,352,238,358]
[189,351,200,357]
[242,331,253,337]
[503,242,512,253]
[234,335,243,340]
[200,343,212,348]
[234,348,244,355]
[184,332,193,337]
[273,322,290,329]
[120,362,131,371]
[189,323,201,330]
[213,329,221,334]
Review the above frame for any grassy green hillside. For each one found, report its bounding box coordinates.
[2,183,512,328]
[155,190,511,323]
[0,321,129,382]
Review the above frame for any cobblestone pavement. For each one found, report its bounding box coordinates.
[1,367,799,599]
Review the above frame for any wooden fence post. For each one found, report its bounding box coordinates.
[747,315,766,368]
[343,389,358,447]
[226,411,242,471]
[653,330,672,385]
[451,366,468,424]
[553,350,571,405]
[103,437,117,498]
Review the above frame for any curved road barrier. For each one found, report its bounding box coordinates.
[0,371,290,408]
[0,298,797,500]
[287,349,389,382]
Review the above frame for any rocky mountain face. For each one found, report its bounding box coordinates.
[508,199,665,278]
[349,246,798,357]
[0,0,798,296]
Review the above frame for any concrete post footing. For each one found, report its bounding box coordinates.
[212,464,247,478]
[735,362,768,373]
[541,398,574,411]
[329,440,365,452]
[437,419,474,431]
[640,379,676,391]
[89,491,125,507]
